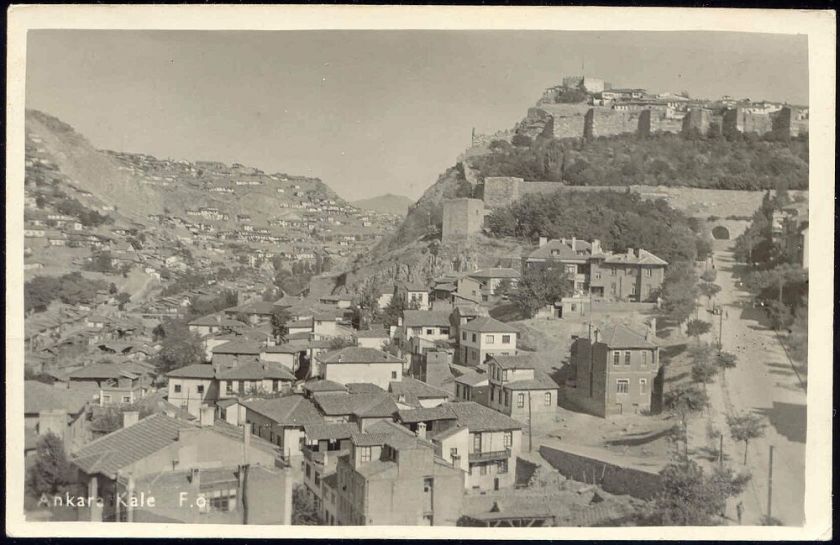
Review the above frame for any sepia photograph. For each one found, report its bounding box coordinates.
[5,4,834,540]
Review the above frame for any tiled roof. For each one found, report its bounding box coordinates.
[490,354,536,370]
[600,323,658,349]
[527,239,592,261]
[318,346,403,365]
[312,392,397,418]
[261,344,303,354]
[71,414,195,478]
[68,363,139,381]
[399,282,428,292]
[211,340,262,355]
[444,401,522,432]
[431,424,466,441]
[397,405,457,424]
[602,249,668,266]
[188,314,247,327]
[303,422,359,441]
[241,395,323,427]
[389,377,450,399]
[303,379,346,393]
[461,316,516,333]
[402,310,451,328]
[218,362,296,381]
[355,329,389,339]
[453,370,490,387]
[504,372,560,391]
[24,381,97,415]
[467,268,521,280]
[228,300,281,315]
[346,383,386,394]
[166,363,216,379]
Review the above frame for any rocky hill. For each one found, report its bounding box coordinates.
[351,194,414,216]
[24,109,352,229]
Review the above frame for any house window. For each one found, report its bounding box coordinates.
[440,328,449,335]
[503,432,512,448]
[314,472,321,486]
[617,379,629,394]
[490,387,495,402]
[503,370,509,382]
[640,379,649,394]
[208,488,238,512]
[423,477,434,492]
[462,332,466,341]
[391,371,398,380]
[486,335,495,344]
[610,268,616,276]
[226,382,234,395]
[595,271,602,280]
[273,380,279,391]
[613,351,620,366]
[625,351,631,365]
[611,283,617,294]
[505,391,510,406]
[517,393,525,408]
[450,448,458,457]
[498,460,508,474]
[502,335,511,344]
[630,285,636,295]
[122,396,131,403]
[645,268,652,277]
[426,328,434,335]
[544,392,552,406]
[305,463,311,478]
[359,447,371,463]
[196,385,204,394]
[642,352,648,366]
[174,384,182,393]
[480,464,487,476]
[472,433,481,453]
[570,304,577,312]
[472,334,477,343]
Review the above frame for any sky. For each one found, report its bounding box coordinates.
[26,30,808,200]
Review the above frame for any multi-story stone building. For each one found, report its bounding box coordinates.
[485,355,559,421]
[567,323,661,417]
[458,317,518,366]
[525,237,667,302]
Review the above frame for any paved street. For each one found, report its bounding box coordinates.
[694,243,806,526]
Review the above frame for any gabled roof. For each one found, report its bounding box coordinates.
[317,346,403,365]
[600,323,658,349]
[462,316,516,333]
[505,372,560,391]
[68,363,139,381]
[602,248,668,266]
[397,405,458,424]
[402,310,451,328]
[211,340,262,355]
[188,314,247,328]
[527,239,592,261]
[490,354,536,370]
[303,379,347,393]
[166,363,216,379]
[303,422,358,441]
[24,381,97,415]
[398,282,428,292]
[312,392,397,418]
[453,370,490,387]
[389,377,450,399]
[218,362,295,381]
[355,329,389,339]
[467,268,521,280]
[444,401,522,432]
[71,414,196,478]
[346,383,386,394]
[241,395,323,427]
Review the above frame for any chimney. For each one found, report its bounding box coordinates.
[627,248,635,257]
[592,239,601,255]
[416,422,427,440]
[199,405,215,427]
[538,236,548,248]
[571,236,576,251]
[122,410,139,428]
[592,328,600,344]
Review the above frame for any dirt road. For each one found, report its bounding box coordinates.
[695,244,806,526]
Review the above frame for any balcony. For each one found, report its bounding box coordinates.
[468,448,510,463]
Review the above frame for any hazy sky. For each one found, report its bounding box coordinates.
[26,30,808,200]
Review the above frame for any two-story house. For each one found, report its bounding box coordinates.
[316,347,405,389]
[395,282,430,310]
[331,419,464,526]
[166,364,219,418]
[458,317,517,366]
[568,323,661,417]
[486,355,559,420]
[399,311,451,347]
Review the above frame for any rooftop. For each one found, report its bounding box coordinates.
[402,310,451,328]
[599,323,658,349]
[388,377,450,399]
[317,346,403,365]
[444,401,523,432]
[217,361,296,381]
[462,316,517,333]
[490,354,536,370]
[240,395,323,427]
[467,268,521,280]
[24,381,98,415]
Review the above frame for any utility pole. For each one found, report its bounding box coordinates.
[528,391,533,453]
[767,445,775,521]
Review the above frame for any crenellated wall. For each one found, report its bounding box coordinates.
[585,108,643,138]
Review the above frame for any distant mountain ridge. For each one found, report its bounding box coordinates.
[351,193,414,216]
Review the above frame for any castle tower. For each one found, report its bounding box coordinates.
[442,198,485,242]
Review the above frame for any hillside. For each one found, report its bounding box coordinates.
[351,194,414,216]
[24,109,352,229]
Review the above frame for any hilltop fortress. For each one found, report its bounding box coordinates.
[470,75,809,146]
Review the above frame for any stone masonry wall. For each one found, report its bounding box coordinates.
[442,198,485,241]
[483,177,523,209]
[585,108,642,138]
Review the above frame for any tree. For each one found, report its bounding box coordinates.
[25,433,76,499]
[664,384,709,456]
[661,262,699,326]
[292,484,322,525]
[653,456,748,526]
[115,292,131,310]
[511,266,573,318]
[89,403,155,436]
[153,320,205,374]
[698,282,721,304]
[496,278,513,298]
[700,269,717,283]
[382,294,407,329]
[718,351,738,374]
[327,336,356,350]
[691,360,719,394]
[271,309,291,344]
[685,319,712,343]
[727,412,767,464]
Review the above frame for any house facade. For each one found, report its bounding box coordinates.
[458,317,517,366]
[486,355,559,420]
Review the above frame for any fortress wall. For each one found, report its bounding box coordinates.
[537,104,590,139]
[519,181,565,196]
[442,198,485,241]
[585,108,642,138]
[483,177,522,209]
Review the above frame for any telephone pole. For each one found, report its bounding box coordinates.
[767,445,775,521]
